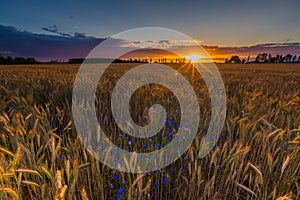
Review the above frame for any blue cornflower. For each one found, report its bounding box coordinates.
[116,194,122,200]
[162,177,168,184]
[118,187,124,194]
[180,166,184,172]
[166,131,172,137]
[116,172,121,180]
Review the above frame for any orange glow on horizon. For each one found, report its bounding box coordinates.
[185,54,202,62]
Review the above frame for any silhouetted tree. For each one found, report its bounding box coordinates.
[26,57,36,64]
[255,53,268,63]
[6,56,13,64]
[254,54,261,63]
[268,54,272,62]
[262,53,268,62]
[227,55,241,63]
[0,55,5,64]
[225,53,300,64]
[269,56,277,63]
[284,54,293,63]
[246,55,250,63]
[13,57,26,64]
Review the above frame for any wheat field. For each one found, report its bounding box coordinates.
[0,63,299,199]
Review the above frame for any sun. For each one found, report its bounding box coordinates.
[186,54,201,63]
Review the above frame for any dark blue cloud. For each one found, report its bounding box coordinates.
[0,24,106,61]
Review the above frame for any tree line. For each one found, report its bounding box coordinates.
[68,57,187,64]
[2,54,300,65]
[0,55,38,64]
[225,53,300,63]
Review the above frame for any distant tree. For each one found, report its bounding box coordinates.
[246,55,250,63]
[255,53,268,63]
[6,56,13,64]
[269,56,277,63]
[275,55,281,63]
[0,55,5,64]
[0,56,38,64]
[261,53,268,62]
[292,55,297,63]
[227,53,300,64]
[13,57,26,64]
[254,54,261,63]
[26,57,36,64]
[227,55,241,63]
[279,55,284,63]
[268,54,272,62]
[68,58,84,64]
[284,54,293,63]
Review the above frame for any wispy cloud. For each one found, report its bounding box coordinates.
[42,25,72,37]
[121,39,203,49]
[74,32,88,38]
[42,25,91,39]
[0,50,12,54]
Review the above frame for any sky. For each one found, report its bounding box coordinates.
[1,0,300,61]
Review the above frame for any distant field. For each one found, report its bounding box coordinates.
[0,63,299,199]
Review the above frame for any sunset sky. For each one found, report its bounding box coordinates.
[1,0,300,61]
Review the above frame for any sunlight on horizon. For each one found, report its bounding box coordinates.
[185,54,202,63]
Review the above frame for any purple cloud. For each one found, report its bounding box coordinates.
[0,24,106,61]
